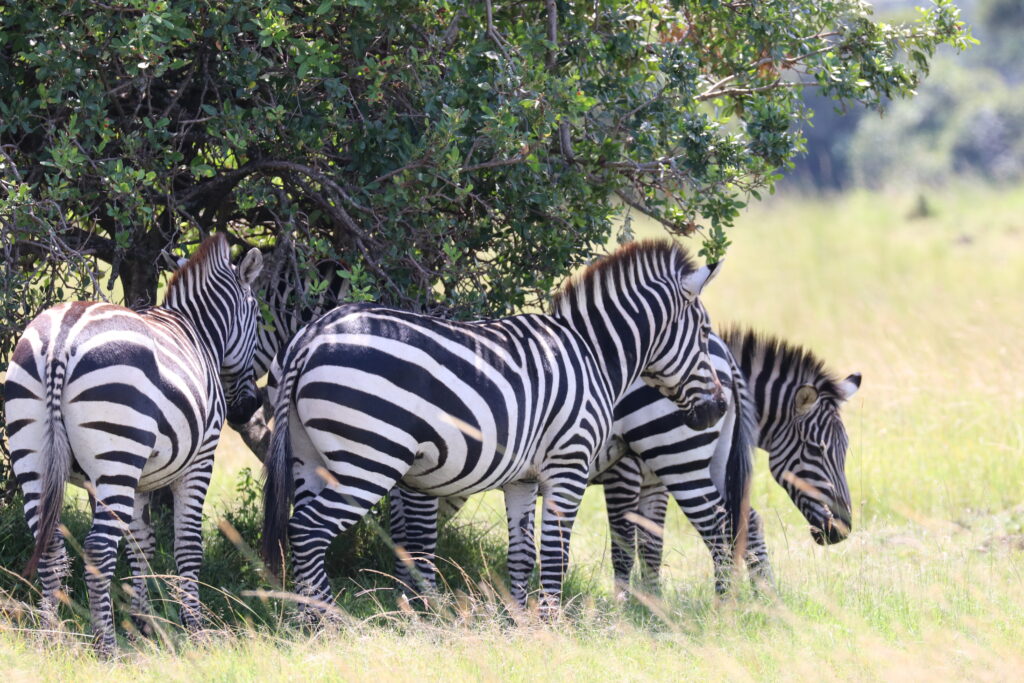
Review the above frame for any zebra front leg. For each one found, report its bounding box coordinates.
[600,460,642,600]
[503,480,539,608]
[124,491,157,638]
[745,507,775,590]
[170,457,214,633]
[537,468,587,616]
[390,488,440,603]
[635,484,670,594]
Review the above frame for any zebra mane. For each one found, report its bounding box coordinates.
[165,233,231,298]
[551,239,697,310]
[721,326,846,399]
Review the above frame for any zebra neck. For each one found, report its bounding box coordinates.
[735,352,787,450]
[161,297,229,365]
[553,299,653,402]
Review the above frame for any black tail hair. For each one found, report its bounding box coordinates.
[723,368,757,555]
[261,351,298,577]
[24,356,71,577]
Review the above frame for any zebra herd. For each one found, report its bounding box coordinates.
[2,233,861,654]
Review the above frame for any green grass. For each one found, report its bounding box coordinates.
[3,185,1024,680]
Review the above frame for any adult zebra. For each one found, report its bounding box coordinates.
[389,333,756,600]
[4,234,263,654]
[262,240,726,613]
[389,328,859,598]
[600,327,861,592]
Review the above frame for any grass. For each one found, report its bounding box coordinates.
[2,184,1024,680]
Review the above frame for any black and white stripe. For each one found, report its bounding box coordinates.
[4,234,263,654]
[261,241,725,613]
[600,327,861,591]
[390,333,756,598]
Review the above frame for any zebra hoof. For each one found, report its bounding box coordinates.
[128,614,156,640]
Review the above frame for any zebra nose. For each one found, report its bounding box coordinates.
[227,393,261,426]
[681,393,727,430]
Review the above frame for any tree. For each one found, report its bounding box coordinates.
[0,1,972,482]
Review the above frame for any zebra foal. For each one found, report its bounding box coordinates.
[262,240,726,614]
[4,233,263,654]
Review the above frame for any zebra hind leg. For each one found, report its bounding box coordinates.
[170,458,214,633]
[635,485,669,595]
[124,492,157,639]
[83,481,139,657]
[36,529,71,631]
[601,466,642,601]
[288,477,394,625]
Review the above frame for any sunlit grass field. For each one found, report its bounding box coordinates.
[2,185,1023,680]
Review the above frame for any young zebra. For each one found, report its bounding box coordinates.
[4,234,263,654]
[600,327,861,591]
[388,332,756,600]
[262,241,727,613]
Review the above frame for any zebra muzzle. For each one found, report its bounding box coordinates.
[680,392,728,431]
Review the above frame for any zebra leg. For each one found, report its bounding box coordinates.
[389,489,412,591]
[635,484,669,594]
[600,459,642,599]
[745,507,775,589]
[83,479,141,656]
[392,488,440,599]
[16,471,71,629]
[503,480,539,607]
[536,464,588,614]
[36,528,71,631]
[124,491,157,638]
[170,457,214,632]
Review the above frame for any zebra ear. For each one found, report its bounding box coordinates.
[237,247,264,287]
[160,251,188,271]
[680,260,723,300]
[794,384,818,416]
[836,373,861,401]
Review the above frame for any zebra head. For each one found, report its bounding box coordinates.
[166,235,265,425]
[641,261,728,431]
[770,372,861,545]
[221,247,265,424]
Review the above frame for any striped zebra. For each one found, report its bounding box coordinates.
[599,327,861,592]
[3,234,263,654]
[389,333,757,599]
[261,240,727,613]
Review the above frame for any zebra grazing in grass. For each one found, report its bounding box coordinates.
[262,240,727,613]
[4,234,263,655]
[600,327,861,592]
[389,332,756,600]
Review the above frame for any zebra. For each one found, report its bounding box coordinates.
[3,233,263,655]
[598,326,861,592]
[388,332,757,599]
[261,240,727,614]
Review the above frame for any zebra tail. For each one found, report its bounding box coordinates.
[24,356,71,578]
[261,357,297,577]
[723,379,756,553]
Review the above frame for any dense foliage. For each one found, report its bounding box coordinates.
[0,1,971,478]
